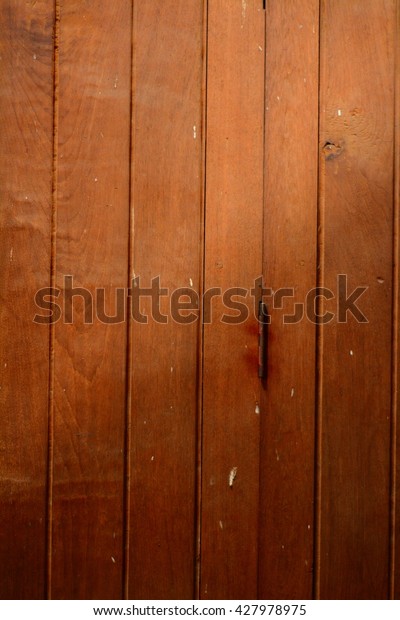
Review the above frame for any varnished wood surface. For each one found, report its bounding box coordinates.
[0,0,54,599]
[258,0,319,599]
[51,0,132,599]
[127,0,204,599]
[317,0,396,599]
[201,0,265,599]
[0,0,399,601]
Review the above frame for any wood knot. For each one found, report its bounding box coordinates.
[322,141,343,160]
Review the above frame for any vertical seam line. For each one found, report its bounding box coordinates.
[46,0,60,600]
[123,0,135,601]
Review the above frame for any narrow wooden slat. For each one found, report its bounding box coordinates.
[317,0,396,599]
[258,0,319,599]
[0,0,54,599]
[127,0,204,599]
[394,0,400,600]
[51,1,132,599]
[200,0,265,599]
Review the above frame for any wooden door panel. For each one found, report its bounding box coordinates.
[127,0,205,599]
[259,0,320,600]
[317,0,396,599]
[0,0,54,599]
[201,0,265,599]
[51,0,132,599]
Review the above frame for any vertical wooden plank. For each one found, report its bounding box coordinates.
[393,0,400,600]
[0,0,54,599]
[51,0,132,599]
[127,0,204,599]
[258,0,319,599]
[201,0,265,599]
[317,0,396,599]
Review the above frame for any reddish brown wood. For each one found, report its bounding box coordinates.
[50,1,132,599]
[127,0,204,599]
[200,0,265,599]
[0,0,54,599]
[393,0,400,600]
[258,0,319,599]
[317,0,396,599]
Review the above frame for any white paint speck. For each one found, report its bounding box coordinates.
[25,196,28,200]
[151,456,154,461]
[350,350,354,356]
[219,520,223,530]
[229,467,238,487]
[170,366,173,373]
[111,556,116,564]
[114,75,118,89]
[282,545,285,549]
[94,177,98,182]
[337,109,342,117]
[308,524,311,530]
[9,248,13,262]
[275,449,280,462]
[291,388,295,398]
[189,278,193,287]
[258,46,263,51]
[193,125,197,139]
[33,54,37,60]
[255,404,260,415]
[276,96,281,101]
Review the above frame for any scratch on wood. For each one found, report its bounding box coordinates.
[229,467,238,487]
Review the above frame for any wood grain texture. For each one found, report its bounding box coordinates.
[50,0,132,599]
[200,0,265,599]
[258,0,319,600]
[317,0,396,599]
[127,0,204,599]
[0,0,54,599]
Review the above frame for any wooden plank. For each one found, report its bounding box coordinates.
[200,0,265,599]
[317,0,396,599]
[393,0,400,600]
[258,0,319,599]
[50,1,132,599]
[0,0,54,599]
[127,0,204,599]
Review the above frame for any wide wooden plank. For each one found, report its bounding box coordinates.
[50,0,132,599]
[200,0,265,599]
[258,0,319,599]
[317,0,396,599]
[0,0,54,599]
[127,0,204,599]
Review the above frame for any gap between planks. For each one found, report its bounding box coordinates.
[46,0,60,600]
